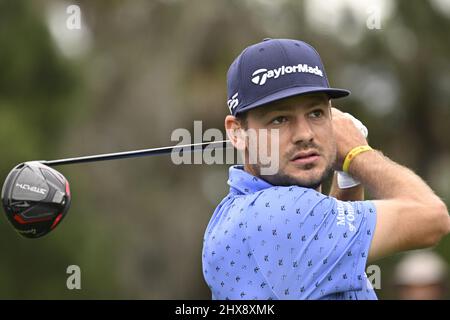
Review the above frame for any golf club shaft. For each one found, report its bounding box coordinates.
[41,140,231,167]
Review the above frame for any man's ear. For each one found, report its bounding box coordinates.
[225,115,246,151]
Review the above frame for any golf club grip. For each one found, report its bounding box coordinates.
[41,140,232,167]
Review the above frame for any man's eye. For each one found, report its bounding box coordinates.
[310,110,324,118]
[271,116,288,125]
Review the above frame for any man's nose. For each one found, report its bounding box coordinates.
[291,116,314,144]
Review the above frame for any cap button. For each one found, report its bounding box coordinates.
[263,38,272,41]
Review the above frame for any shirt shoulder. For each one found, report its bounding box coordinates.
[249,185,328,208]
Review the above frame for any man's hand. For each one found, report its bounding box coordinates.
[331,107,369,171]
[334,111,369,189]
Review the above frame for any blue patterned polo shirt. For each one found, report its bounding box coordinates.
[202,165,377,300]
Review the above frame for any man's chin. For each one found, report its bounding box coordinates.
[250,160,335,189]
[261,172,324,189]
[268,166,334,189]
[288,176,323,189]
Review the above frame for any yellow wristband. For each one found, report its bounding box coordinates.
[343,145,373,173]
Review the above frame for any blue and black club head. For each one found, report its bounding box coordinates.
[1,161,71,239]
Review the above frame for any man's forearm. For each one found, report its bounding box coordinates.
[349,149,440,203]
[329,172,364,201]
[331,107,449,258]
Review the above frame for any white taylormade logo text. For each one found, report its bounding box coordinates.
[251,64,323,86]
[227,92,239,113]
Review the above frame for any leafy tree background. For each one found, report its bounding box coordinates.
[0,0,449,299]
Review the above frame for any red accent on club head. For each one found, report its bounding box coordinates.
[13,214,53,224]
[65,181,71,197]
[51,213,63,229]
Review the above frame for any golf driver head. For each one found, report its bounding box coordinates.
[1,161,71,238]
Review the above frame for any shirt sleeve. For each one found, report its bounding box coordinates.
[245,187,377,299]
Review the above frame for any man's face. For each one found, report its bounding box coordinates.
[242,93,337,189]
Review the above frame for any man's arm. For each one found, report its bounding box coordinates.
[332,107,450,263]
[349,150,450,262]
[329,172,364,201]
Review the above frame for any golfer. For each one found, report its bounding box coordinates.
[202,38,450,300]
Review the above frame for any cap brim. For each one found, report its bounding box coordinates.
[236,86,350,114]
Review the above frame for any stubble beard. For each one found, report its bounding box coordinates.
[249,152,337,189]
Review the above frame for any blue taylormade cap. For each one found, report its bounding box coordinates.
[226,38,350,115]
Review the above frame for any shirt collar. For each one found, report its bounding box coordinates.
[227,165,273,195]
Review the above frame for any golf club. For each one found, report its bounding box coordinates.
[1,140,231,238]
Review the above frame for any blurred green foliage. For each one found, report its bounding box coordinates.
[0,0,449,299]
